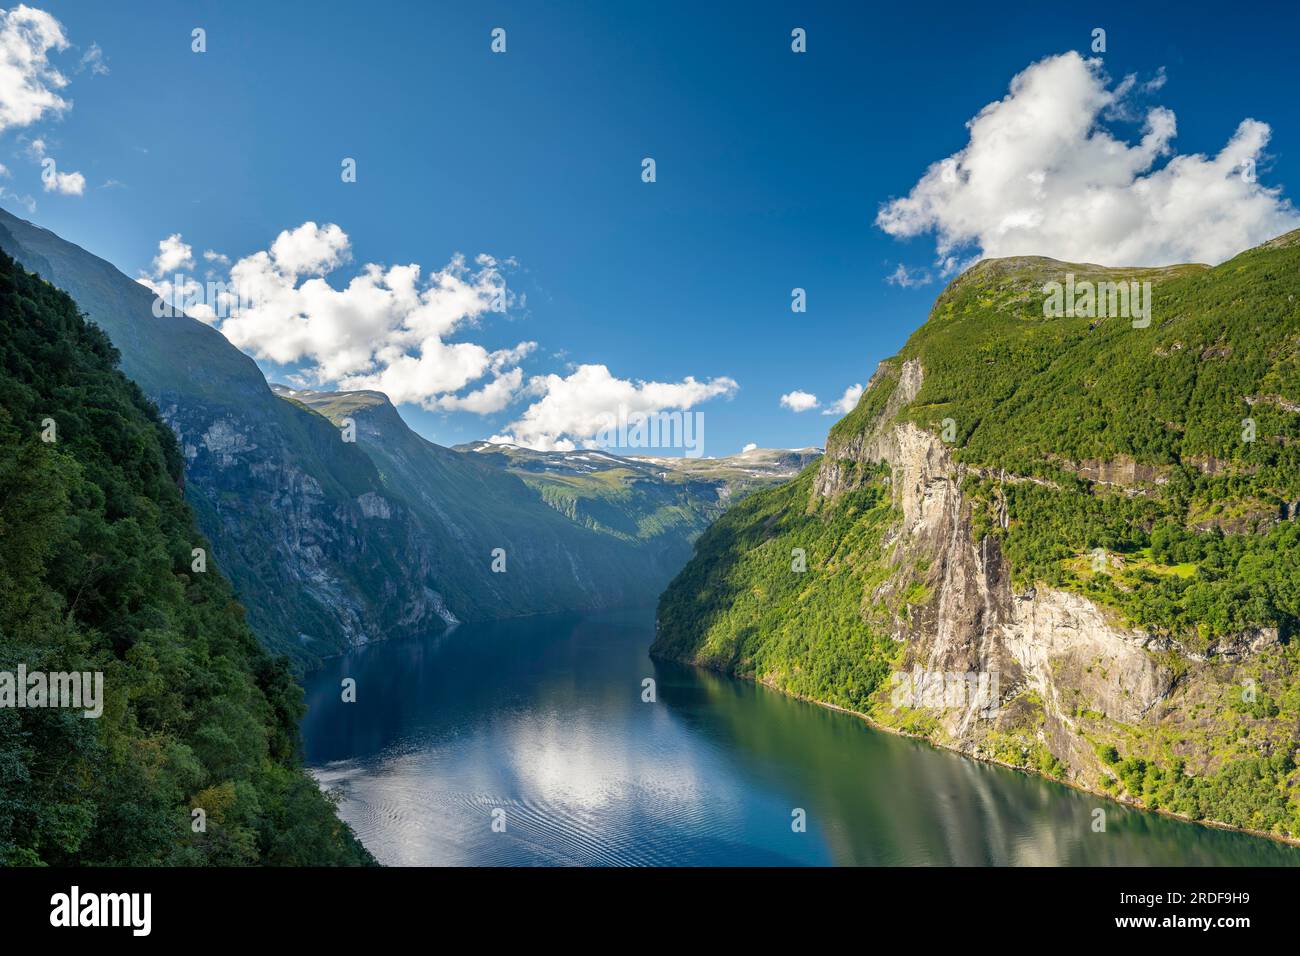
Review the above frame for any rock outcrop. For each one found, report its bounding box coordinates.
[812,359,1278,785]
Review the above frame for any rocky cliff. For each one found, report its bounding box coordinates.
[815,357,1282,789]
[656,232,1300,840]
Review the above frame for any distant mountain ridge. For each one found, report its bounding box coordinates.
[281,385,819,618]
[454,439,822,536]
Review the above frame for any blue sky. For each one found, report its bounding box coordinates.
[5,0,1300,456]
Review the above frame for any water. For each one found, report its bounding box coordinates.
[301,607,1300,866]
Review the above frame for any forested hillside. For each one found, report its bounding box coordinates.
[0,250,371,865]
[656,230,1300,840]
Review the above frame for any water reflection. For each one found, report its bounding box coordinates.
[301,607,1300,867]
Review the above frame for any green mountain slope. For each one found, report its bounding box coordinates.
[0,249,370,865]
[656,231,1300,840]
[454,439,820,570]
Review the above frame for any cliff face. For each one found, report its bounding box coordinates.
[656,233,1300,839]
[814,361,1189,781]
[157,396,457,664]
[275,386,703,622]
[814,354,1293,790]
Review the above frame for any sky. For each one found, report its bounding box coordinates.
[3,0,1299,457]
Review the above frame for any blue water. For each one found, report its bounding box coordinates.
[301,607,1300,866]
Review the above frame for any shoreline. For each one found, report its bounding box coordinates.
[653,649,1300,852]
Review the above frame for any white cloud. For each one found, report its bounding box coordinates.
[0,185,34,212]
[741,442,758,453]
[877,52,1300,268]
[150,233,194,274]
[134,234,207,318]
[822,383,863,415]
[498,364,738,450]
[141,222,533,411]
[433,365,526,414]
[342,338,533,410]
[268,221,348,276]
[43,165,81,193]
[885,263,932,288]
[780,390,819,413]
[0,5,70,133]
[140,223,741,431]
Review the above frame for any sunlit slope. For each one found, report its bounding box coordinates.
[656,231,1300,840]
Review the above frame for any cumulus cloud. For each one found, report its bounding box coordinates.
[497,364,738,451]
[822,383,863,415]
[151,233,194,274]
[780,390,819,413]
[0,5,70,132]
[741,442,758,453]
[139,222,743,435]
[138,222,536,411]
[267,220,348,276]
[42,166,81,193]
[877,51,1300,268]
[134,234,209,318]
[432,365,528,414]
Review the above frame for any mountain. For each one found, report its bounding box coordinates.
[455,439,820,559]
[0,207,757,668]
[0,248,370,864]
[655,231,1300,840]
[273,385,673,621]
[280,386,820,617]
[0,207,459,667]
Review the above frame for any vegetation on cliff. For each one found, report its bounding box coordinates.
[0,250,371,865]
[655,231,1300,839]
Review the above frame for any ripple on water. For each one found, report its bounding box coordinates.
[314,756,757,866]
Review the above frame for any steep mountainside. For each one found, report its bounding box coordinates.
[0,249,370,864]
[656,231,1300,841]
[0,208,456,667]
[0,208,729,666]
[274,386,682,619]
